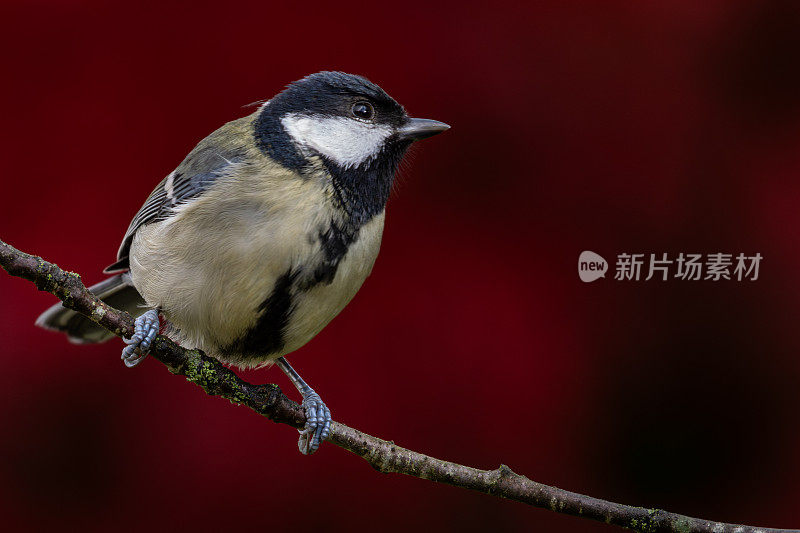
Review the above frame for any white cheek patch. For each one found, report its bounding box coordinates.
[281,113,393,169]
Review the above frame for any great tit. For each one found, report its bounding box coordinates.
[36,71,449,454]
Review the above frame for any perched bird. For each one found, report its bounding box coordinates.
[36,71,449,454]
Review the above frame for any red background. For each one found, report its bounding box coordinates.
[1,1,799,531]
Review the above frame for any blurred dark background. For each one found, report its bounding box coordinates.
[1,1,799,531]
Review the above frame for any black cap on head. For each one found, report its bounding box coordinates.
[269,71,407,127]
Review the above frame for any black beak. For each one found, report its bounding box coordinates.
[397,117,450,141]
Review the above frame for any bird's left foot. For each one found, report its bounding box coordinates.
[121,309,159,368]
[298,390,332,455]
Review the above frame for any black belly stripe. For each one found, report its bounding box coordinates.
[302,221,359,289]
[226,216,368,359]
[223,270,297,357]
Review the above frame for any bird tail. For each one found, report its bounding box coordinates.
[35,272,147,344]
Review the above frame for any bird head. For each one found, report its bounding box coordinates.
[254,71,449,223]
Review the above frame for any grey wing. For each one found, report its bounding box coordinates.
[104,143,248,273]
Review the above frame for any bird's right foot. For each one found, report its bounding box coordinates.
[121,309,159,368]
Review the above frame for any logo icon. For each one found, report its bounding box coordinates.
[579,251,607,282]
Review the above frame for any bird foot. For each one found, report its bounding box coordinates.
[121,309,159,368]
[298,390,332,455]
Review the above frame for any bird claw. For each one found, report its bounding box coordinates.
[298,390,331,455]
[121,309,159,368]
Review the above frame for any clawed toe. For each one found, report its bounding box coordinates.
[121,309,159,368]
[298,391,332,455]
[275,357,332,455]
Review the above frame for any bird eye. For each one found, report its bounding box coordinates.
[351,101,374,120]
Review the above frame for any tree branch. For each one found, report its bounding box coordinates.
[0,238,794,533]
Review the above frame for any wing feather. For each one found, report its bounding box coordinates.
[104,132,249,273]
